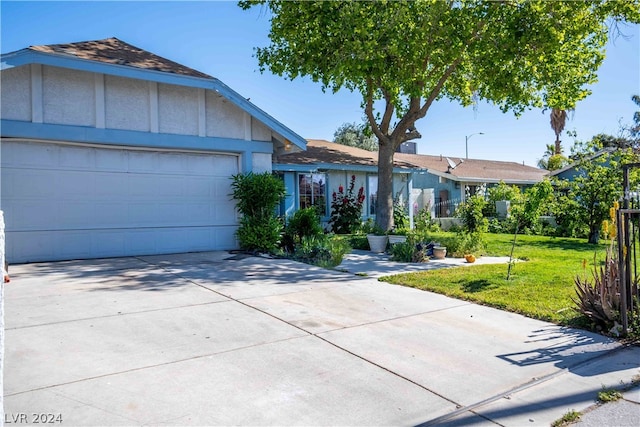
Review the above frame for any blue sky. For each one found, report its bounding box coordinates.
[2,1,639,167]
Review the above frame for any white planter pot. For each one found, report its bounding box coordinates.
[367,235,389,253]
[388,235,407,244]
[433,246,447,259]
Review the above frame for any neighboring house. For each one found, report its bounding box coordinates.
[548,148,616,181]
[396,152,549,217]
[274,139,423,228]
[0,38,306,263]
[275,139,548,224]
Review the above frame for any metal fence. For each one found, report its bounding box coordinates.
[616,165,640,335]
[433,198,461,218]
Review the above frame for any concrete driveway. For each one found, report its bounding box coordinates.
[3,252,639,426]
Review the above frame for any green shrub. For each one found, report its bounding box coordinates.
[456,185,488,234]
[283,207,324,252]
[293,235,351,268]
[393,196,410,230]
[348,234,370,250]
[230,172,286,253]
[390,241,415,262]
[230,172,285,219]
[451,231,484,257]
[415,206,440,233]
[235,216,283,253]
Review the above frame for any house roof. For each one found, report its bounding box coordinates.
[276,139,547,184]
[396,152,548,184]
[26,37,212,78]
[274,139,419,173]
[547,147,616,177]
[1,38,306,151]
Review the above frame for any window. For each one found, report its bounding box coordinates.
[368,175,378,216]
[298,173,327,215]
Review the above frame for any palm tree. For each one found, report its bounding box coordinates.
[537,143,555,169]
[550,108,568,155]
[632,94,640,139]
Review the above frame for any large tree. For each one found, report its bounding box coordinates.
[240,0,639,231]
[333,121,378,151]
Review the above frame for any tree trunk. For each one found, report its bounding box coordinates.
[376,140,396,231]
[588,226,600,244]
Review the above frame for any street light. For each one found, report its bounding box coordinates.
[465,132,484,159]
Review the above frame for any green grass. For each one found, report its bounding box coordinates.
[551,409,581,427]
[380,232,609,326]
[598,387,623,403]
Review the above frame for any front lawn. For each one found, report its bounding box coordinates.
[380,233,609,327]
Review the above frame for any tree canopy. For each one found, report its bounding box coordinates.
[333,122,378,151]
[240,0,640,230]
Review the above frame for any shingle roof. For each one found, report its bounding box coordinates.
[277,139,547,183]
[396,152,548,183]
[276,139,418,170]
[28,37,211,79]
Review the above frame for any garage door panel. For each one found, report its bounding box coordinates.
[9,169,54,198]
[93,174,127,197]
[8,231,55,262]
[128,151,158,173]
[57,201,96,228]
[58,232,93,259]
[59,144,95,169]
[155,176,185,198]
[95,148,128,172]
[183,177,213,198]
[214,203,238,224]
[92,202,130,227]
[57,171,96,197]
[212,156,239,176]
[213,180,233,198]
[2,141,240,262]
[2,142,57,168]
[8,201,54,229]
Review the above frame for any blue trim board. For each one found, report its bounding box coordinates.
[273,162,420,175]
[1,120,273,154]
[1,49,307,151]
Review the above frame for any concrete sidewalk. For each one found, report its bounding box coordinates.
[3,251,639,426]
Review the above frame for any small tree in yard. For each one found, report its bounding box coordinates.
[239,0,639,232]
[230,172,286,253]
[552,137,639,244]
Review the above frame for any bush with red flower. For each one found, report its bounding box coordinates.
[329,175,365,234]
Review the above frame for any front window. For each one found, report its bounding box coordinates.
[299,173,327,215]
[368,175,378,216]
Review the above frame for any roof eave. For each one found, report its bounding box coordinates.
[273,162,420,174]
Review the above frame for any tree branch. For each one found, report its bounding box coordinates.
[364,79,388,144]
[419,59,462,117]
[379,88,395,135]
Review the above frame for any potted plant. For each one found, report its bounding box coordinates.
[366,223,388,253]
[432,246,447,259]
[388,227,409,244]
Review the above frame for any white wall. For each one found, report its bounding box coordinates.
[43,66,95,126]
[1,64,278,145]
[0,66,30,121]
[105,75,150,131]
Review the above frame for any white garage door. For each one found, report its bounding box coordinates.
[1,140,239,263]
